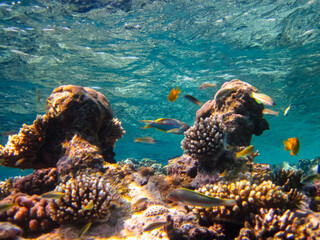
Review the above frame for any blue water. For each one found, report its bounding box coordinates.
[0,0,320,180]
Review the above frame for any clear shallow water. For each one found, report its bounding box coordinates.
[0,0,320,180]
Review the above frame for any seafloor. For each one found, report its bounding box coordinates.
[0,81,319,240]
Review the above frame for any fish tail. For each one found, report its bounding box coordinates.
[222,199,237,206]
[140,126,151,129]
[176,86,181,93]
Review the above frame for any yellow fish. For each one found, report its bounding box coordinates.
[79,222,92,238]
[262,109,279,116]
[143,221,167,232]
[283,137,299,156]
[40,191,65,200]
[168,87,181,102]
[15,158,25,166]
[198,82,217,90]
[284,104,291,117]
[250,92,275,106]
[235,145,254,159]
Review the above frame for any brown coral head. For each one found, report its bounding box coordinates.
[46,85,113,136]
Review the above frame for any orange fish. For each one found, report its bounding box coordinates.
[168,87,181,102]
[283,137,300,156]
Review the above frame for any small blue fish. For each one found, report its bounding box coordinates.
[140,118,190,135]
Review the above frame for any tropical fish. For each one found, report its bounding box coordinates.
[262,109,279,116]
[283,137,299,156]
[198,82,217,90]
[183,95,202,106]
[214,87,237,102]
[134,137,156,144]
[235,145,254,159]
[140,118,190,135]
[133,196,149,207]
[36,89,41,102]
[79,222,92,238]
[143,221,167,232]
[40,191,65,200]
[0,202,18,212]
[83,201,94,211]
[284,104,291,117]
[15,158,25,166]
[250,92,275,106]
[168,188,237,208]
[301,174,320,184]
[168,87,181,102]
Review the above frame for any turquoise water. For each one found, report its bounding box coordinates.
[0,0,319,180]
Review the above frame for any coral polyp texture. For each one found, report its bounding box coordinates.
[48,173,121,224]
[181,116,226,165]
[0,193,58,233]
[193,180,305,223]
[0,85,125,169]
[236,208,320,240]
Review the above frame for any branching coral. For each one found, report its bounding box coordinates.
[0,193,58,233]
[0,177,15,200]
[48,173,122,224]
[236,208,320,240]
[13,168,57,195]
[193,180,306,223]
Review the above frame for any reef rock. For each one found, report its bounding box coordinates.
[0,85,125,170]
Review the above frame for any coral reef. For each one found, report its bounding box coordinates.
[0,85,125,170]
[0,222,23,239]
[236,208,320,239]
[0,193,58,233]
[0,177,15,200]
[48,173,122,224]
[13,168,57,195]
[193,180,305,223]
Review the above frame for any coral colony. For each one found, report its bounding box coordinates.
[0,80,319,239]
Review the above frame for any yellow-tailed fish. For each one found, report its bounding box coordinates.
[235,145,254,159]
[83,201,94,211]
[213,87,237,102]
[134,137,156,144]
[250,92,275,106]
[284,104,291,117]
[143,221,167,232]
[15,158,25,166]
[40,191,65,200]
[183,95,202,106]
[140,118,190,135]
[79,222,92,238]
[168,86,181,102]
[262,109,279,116]
[301,174,320,184]
[168,188,236,208]
[198,82,217,90]
[0,202,18,212]
[283,137,299,156]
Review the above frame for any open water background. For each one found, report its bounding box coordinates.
[0,0,319,179]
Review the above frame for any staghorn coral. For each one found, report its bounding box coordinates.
[181,116,226,166]
[0,85,125,170]
[13,168,57,195]
[193,180,306,224]
[48,173,122,224]
[236,208,320,240]
[0,193,58,234]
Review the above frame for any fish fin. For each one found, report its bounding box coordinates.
[283,140,291,151]
[139,120,154,123]
[166,128,181,133]
[176,86,181,93]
